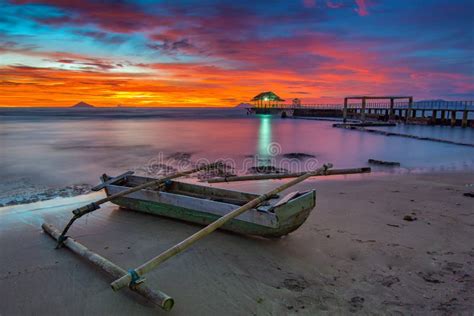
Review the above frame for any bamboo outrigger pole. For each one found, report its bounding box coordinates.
[110,163,333,292]
[55,162,223,247]
[206,167,371,183]
[42,223,174,311]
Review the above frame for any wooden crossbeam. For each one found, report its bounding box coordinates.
[91,171,134,191]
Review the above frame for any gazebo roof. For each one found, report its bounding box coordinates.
[251,91,285,102]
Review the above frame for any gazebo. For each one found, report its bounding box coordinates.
[251,91,285,108]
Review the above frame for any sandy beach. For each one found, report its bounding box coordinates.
[2,0,474,314]
[1,171,473,315]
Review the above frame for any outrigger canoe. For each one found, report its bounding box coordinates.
[44,164,330,311]
[101,173,316,237]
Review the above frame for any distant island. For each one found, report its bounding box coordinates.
[71,101,95,108]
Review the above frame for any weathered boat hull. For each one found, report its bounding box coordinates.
[103,175,316,237]
[111,193,314,237]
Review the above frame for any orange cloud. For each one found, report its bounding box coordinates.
[1,0,472,107]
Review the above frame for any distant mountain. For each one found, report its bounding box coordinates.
[72,101,95,108]
[235,102,252,108]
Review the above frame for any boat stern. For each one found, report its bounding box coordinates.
[270,190,316,235]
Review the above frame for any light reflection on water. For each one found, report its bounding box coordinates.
[258,115,272,158]
[0,108,474,189]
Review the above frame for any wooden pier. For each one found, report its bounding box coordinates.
[247,97,474,128]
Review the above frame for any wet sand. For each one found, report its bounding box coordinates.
[0,177,92,207]
[1,172,473,315]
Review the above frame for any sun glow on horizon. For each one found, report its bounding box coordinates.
[0,0,472,107]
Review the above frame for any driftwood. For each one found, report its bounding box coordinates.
[55,163,223,246]
[335,125,474,147]
[368,159,400,166]
[42,223,174,311]
[206,167,371,183]
[109,163,333,292]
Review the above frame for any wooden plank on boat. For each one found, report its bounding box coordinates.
[41,223,174,311]
[274,191,316,222]
[107,184,279,228]
[91,171,134,191]
[170,189,249,205]
[273,191,299,207]
[127,176,260,201]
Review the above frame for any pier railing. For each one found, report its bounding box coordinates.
[258,100,474,111]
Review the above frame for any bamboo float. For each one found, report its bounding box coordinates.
[110,163,333,292]
[42,223,174,311]
[56,163,223,246]
[206,167,371,183]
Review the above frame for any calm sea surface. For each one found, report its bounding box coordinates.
[1,107,474,188]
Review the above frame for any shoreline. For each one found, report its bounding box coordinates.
[1,171,473,314]
[2,167,473,208]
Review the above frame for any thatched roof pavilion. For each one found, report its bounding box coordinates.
[251,91,285,108]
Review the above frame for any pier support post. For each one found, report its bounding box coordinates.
[412,109,417,118]
[398,109,402,119]
[389,98,395,120]
[343,98,348,122]
[450,110,457,127]
[421,110,425,118]
[462,110,468,128]
[405,97,413,123]
[441,110,446,124]
[432,110,437,125]
[361,98,366,122]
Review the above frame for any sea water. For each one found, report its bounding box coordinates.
[1,107,473,189]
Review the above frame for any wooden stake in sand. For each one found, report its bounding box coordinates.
[42,223,174,311]
[110,163,333,292]
[206,167,370,183]
[55,163,223,247]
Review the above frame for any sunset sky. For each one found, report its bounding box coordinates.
[0,0,473,107]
